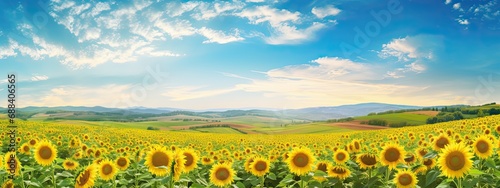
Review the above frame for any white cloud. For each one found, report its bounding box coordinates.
[154,19,197,39]
[89,2,111,17]
[31,75,49,81]
[192,1,245,20]
[445,0,452,5]
[229,57,432,106]
[197,27,245,44]
[265,22,326,45]
[246,0,265,2]
[80,28,101,42]
[162,86,239,101]
[136,47,182,57]
[0,42,17,59]
[453,3,461,10]
[52,1,75,12]
[166,1,200,17]
[237,6,300,25]
[379,38,418,61]
[457,19,469,25]
[311,5,341,19]
[379,35,439,61]
[21,85,132,107]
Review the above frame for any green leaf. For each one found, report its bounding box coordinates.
[234,181,246,188]
[314,170,327,177]
[268,172,277,180]
[24,181,41,187]
[469,169,485,177]
[423,151,438,159]
[485,158,496,169]
[435,180,450,188]
[424,170,440,187]
[190,183,205,188]
[308,181,322,188]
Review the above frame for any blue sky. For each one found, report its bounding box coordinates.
[0,0,499,110]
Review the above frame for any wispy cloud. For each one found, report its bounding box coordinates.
[31,75,49,81]
[197,27,245,44]
[445,0,452,5]
[311,5,341,19]
[162,86,239,101]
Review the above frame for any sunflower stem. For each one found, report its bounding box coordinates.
[20,166,26,188]
[260,175,265,187]
[52,165,56,188]
[300,176,304,188]
[368,168,372,179]
[385,167,391,182]
[112,175,117,188]
[457,178,462,188]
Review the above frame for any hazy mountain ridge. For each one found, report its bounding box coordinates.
[1,103,427,121]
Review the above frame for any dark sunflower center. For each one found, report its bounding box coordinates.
[184,153,194,166]
[66,162,74,166]
[398,174,412,186]
[423,159,433,166]
[292,153,309,167]
[102,164,113,175]
[23,146,29,152]
[384,148,400,162]
[117,158,127,166]
[30,140,36,145]
[317,163,327,172]
[5,182,14,188]
[354,142,360,150]
[361,155,377,165]
[336,153,346,161]
[39,146,53,159]
[216,168,230,180]
[332,167,346,174]
[446,151,465,171]
[255,161,267,171]
[152,152,169,167]
[436,137,449,148]
[404,155,415,163]
[77,169,91,185]
[419,150,427,156]
[476,141,489,153]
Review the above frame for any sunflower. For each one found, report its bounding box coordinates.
[437,143,473,179]
[413,165,428,175]
[34,140,57,166]
[404,153,417,164]
[244,156,255,173]
[433,134,452,151]
[393,169,418,188]
[4,152,21,176]
[313,161,329,182]
[19,143,31,155]
[180,149,198,173]
[144,146,173,176]
[210,163,235,187]
[472,135,494,159]
[423,158,436,169]
[351,139,362,153]
[202,157,213,165]
[333,149,349,165]
[249,157,270,177]
[75,165,97,188]
[1,180,14,188]
[99,159,118,181]
[116,156,130,171]
[173,152,186,182]
[415,147,428,161]
[380,143,406,170]
[327,165,351,180]
[286,147,316,176]
[356,153,377,169]
[63,159,79,171]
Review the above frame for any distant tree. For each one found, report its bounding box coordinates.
[477,109,485,117]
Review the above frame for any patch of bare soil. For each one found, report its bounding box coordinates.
[330,120,388,130]
[405,111,439,116]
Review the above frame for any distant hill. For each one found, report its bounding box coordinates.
[0,103,428,121]
[281,103,422,120]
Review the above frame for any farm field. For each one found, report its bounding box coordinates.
[1,115,500,187]
[355,112,433,125]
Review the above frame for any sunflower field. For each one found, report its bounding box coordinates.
[1,115,500,188]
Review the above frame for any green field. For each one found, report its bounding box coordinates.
[189,127,243,134]
[355,113,431,125]
[252,122,352,134]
